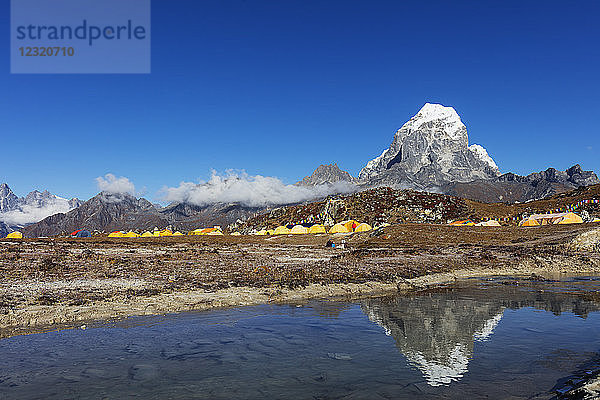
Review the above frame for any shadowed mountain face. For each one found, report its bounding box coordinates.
[158,202,265,231]
[361,282,600,386]
[298,164,357,186]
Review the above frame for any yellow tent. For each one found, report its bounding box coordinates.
[108,231,125,238]
[593,218,600,223]
[266,229,275,235]
[274,226,290,235]
[188,229,203,235]
[159,229,173,236]
[329,223,350,233]
[173,231,184,236]
[308,224,327,234]
[141,231,154,237]
[343,220,359,232]
[519,219,540,227]
[6,231,23,239]
[355,223,372,232]
[557,212,584,225]
[123,231,140,238]
[230,232,241,236]
[476,220,501,227]
[290,225,309,234]
[255,229,268,235]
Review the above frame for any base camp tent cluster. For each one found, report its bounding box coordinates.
[518,212,584,227]
[106,227,224,238]
[449,211,596,227]
[254,220,372,235]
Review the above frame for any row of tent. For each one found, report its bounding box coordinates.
[450,212,600,227]
[253,220,372,235]
[107,228,214,238]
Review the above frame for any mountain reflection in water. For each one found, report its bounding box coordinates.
[3,277,600,399]
[360,278,600,386]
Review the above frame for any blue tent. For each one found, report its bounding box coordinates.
[72,230,91,238]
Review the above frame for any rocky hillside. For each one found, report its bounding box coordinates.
[237,182,600,231]
[297,163,357,186]
[445,164,599,203]
[236,186,472,232]
[359,103,500,189]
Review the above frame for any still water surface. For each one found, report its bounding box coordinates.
[2,276,600,399]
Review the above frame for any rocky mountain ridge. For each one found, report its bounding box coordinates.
[445,164,600,203]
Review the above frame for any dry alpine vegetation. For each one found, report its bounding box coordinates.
[1,222,600,339]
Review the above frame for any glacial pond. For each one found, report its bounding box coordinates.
[2,276,600,399]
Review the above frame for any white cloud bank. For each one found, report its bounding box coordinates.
[162,170,357,208]
[96,173,136,195]
[0,198,74,226]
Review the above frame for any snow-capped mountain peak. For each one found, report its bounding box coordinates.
[401,103,465,141]
[359,103,500,188]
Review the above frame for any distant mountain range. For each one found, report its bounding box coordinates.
[23,191,267,237]
[0,183,81,235]
[443,164,599,203]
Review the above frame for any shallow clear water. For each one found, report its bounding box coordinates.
[2,276,600,399]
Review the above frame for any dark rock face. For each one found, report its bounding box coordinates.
[298,164,357,186]
[0,221,10,238]
[446,165,600,203]
[359,103,500,189]
[0,184,20,213]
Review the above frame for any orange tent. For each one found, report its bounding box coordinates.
[519,219,540,227]
[449,220,475,226]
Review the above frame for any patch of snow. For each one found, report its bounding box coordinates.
[397,103,465,141]
[473,311,504,341]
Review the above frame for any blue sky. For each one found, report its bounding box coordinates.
[1,0,599,201]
